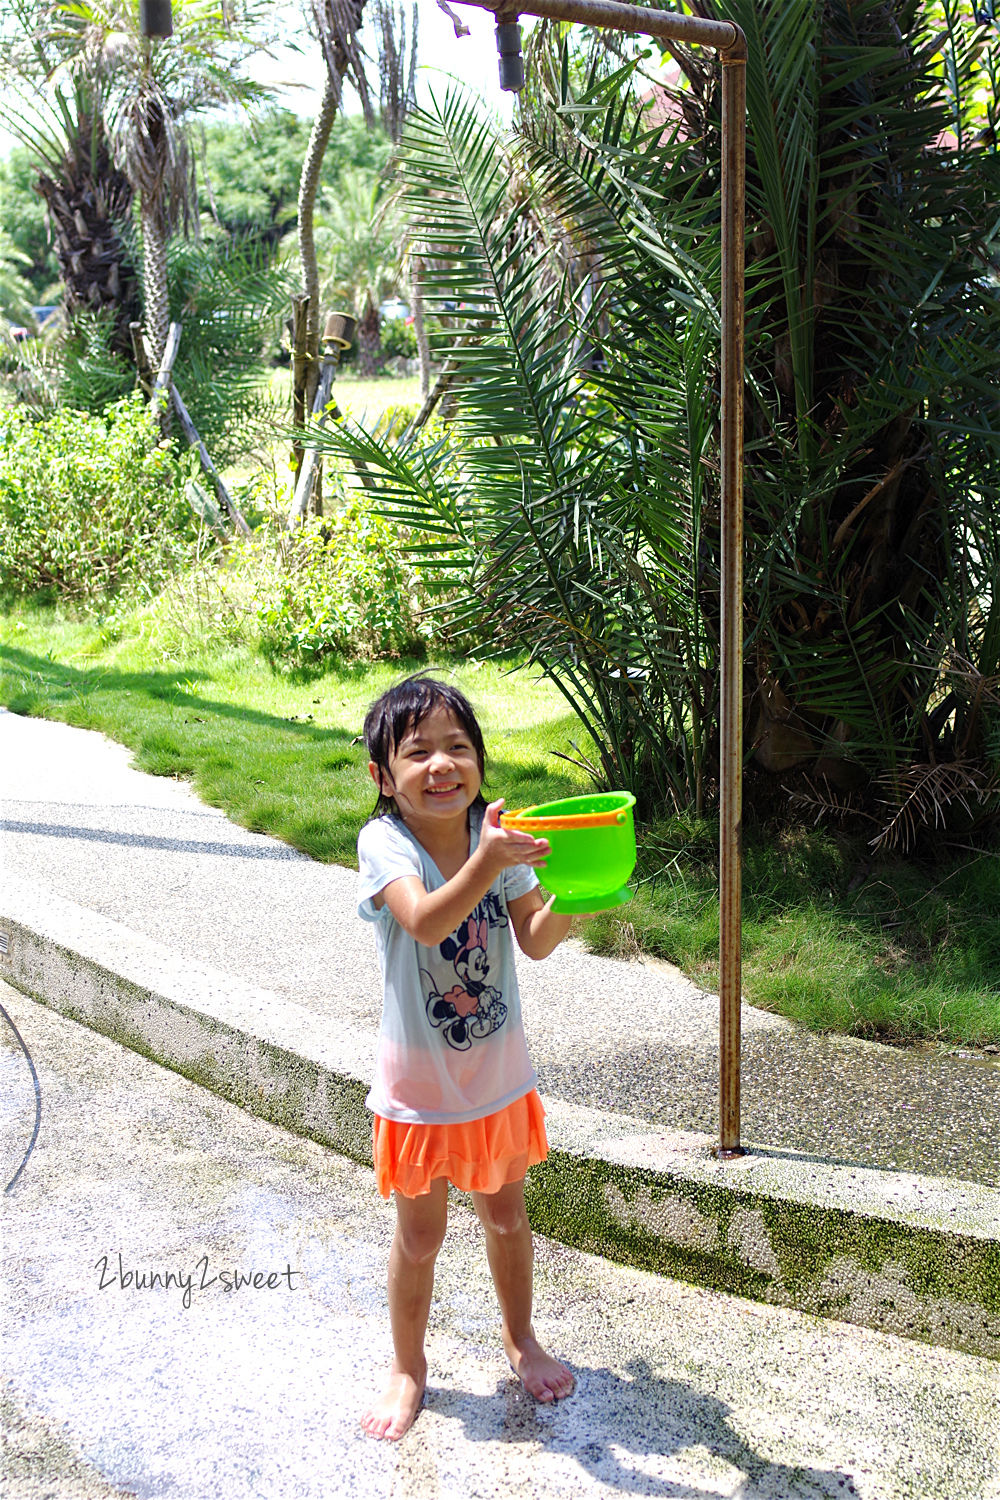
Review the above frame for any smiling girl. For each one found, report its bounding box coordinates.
[357,672,577,1440]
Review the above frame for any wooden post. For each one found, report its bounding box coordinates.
[291,293,310,485]
[143,318,252,538]
[129,322,154,398]
[288,312,355,528]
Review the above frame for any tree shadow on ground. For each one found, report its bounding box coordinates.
[426,1355,857,1497]
[0,645,358,744]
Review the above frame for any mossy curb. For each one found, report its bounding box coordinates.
[524,1152,999,1357]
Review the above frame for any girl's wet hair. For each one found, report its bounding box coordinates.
[363,672,488,819]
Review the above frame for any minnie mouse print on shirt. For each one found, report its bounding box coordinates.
[421,891,509,1051]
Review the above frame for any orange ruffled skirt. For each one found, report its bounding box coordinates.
[373,1088,548,1199]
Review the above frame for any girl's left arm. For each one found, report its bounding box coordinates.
[508,888,573,960]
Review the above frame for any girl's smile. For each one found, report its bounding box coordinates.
[371,706,482,826]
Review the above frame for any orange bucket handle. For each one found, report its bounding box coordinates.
[501,806,629,832]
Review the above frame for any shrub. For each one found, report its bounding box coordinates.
[381,317,417,360]
[137,491,447,665]
[255,501,436,663]
[0,395,201,601]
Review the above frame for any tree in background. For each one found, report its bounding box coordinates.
[302,166,402,372]
[196,109,392,258]
[0,0,139,351]
[314,0,1000,853]
[61,0,276,369]
[0,0,276,370]
[0,229,36,326]
[373,0,418,144]
[0,147,61,300]
[296,0,373,409]
[295,0,422,404]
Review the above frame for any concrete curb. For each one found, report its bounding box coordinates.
[3,880,998,1362]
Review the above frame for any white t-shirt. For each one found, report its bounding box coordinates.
[357,808,540,1124]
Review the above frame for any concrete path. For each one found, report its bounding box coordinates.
[4,983,998,1500]
[1,708,996,1186]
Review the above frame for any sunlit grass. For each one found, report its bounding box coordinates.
[3,599,999,1049]
[262,367,422,422]
[585,820,1000,1048]
[240,370,423,489]
[0,601,592,866]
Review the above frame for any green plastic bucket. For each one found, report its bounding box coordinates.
[501,791,637,914]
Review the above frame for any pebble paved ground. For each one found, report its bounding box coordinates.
[3,984,999,1500]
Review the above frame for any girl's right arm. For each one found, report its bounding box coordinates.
[377,800,549,947]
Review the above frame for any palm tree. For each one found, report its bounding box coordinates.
[660,0,1000,841]
[0,1,139,349]
[305,0,1000,848]
[1,0,275,370]
[295,0,418,396]
[0,230,37,325]
[68,0,275,369]
[297,0,373,411]
[311,167,403,373]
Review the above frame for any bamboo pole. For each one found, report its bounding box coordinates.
[171,386,252,538]
[291,293,311,484]
[146,319,252,538]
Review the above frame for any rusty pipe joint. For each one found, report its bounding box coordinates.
[495,12,525,91]
[719,23,747,63]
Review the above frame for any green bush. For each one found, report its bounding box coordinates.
[381,317,417,360]
[134,490,447,665]
[255,500,436,664]
[0,396,200,601]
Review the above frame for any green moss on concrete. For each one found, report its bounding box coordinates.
[524,1152,1000,1359]
[525,1153,771,1301]
[8,927,997,1358]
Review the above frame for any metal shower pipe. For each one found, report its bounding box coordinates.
[456,0,748,1158]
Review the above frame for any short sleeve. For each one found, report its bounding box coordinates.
[503,862,540,904]
[357,818,424,922]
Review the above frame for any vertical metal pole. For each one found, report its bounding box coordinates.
[716,41,747,1158]
[459,0,749,1159]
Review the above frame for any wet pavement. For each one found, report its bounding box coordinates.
[4,984,999,1500]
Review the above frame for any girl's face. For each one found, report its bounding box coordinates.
[370,705,482,827]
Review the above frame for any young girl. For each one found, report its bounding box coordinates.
[357,671,577,1441]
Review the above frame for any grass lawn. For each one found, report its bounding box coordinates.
[0,604,593,867]
[238,370,424,491]
[3,600,1000,1052]
[264,367,422,424]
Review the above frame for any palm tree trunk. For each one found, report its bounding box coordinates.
[298,71,342,409]
[356,292,384,377]
[36,124,139,354]
[141,197,170,372]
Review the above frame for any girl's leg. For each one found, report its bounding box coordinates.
[470,1177,575,1403]
[361,1176,449,1441]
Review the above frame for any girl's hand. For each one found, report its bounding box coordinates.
[477,798,550,872]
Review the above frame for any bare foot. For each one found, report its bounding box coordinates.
[360,1364,426,1440]
[503,1331,575,1403]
